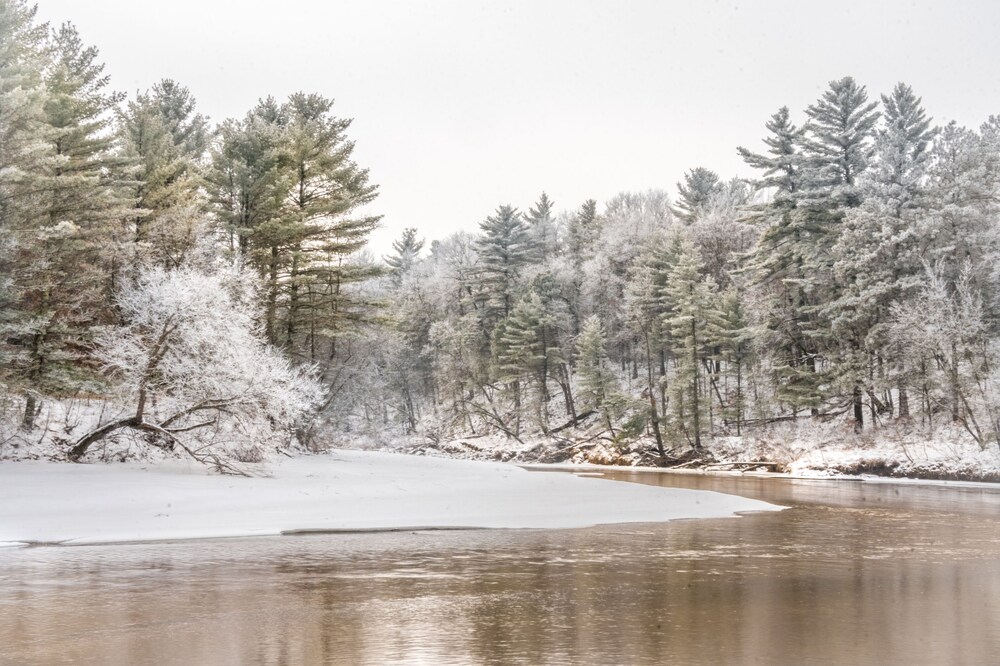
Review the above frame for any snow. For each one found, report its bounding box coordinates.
[0,450,780,547]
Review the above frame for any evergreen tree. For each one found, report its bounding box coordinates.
[826,83,936,421]
[384,227,424,285]
[713,286,755,434]
[209,94,379,355]
[565,198,599,266]
[0,0,51,399]
[525,191,557,261]
[737,106,803,199]
[799,76,881,208]
[3,19,133,428]
[674,167,723,223]
[576,315,622,435]
[208,96,288,261]
[662,240,719,449]
[564,198,599,336]
[271,92,380,355]
[475,204,532,326]
[741,106,825,413]
[118,79,209,268]
[493,292,563,433]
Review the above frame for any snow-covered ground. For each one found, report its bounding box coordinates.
[0,449,780,547]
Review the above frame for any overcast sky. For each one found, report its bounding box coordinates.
[34,0,1000,253]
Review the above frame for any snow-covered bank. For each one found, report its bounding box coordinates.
[386,419,1000,483]
[0,450,780,547]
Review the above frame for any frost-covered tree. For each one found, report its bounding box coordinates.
[0,0,51,412]
[525,191,557,261]
[826,83,936,422]
[3,18,134,429]
[209,94,380,358]
[68,266,323,470]
[890,266,999,446]
[662,240,719,449]
[799,76,880,208]
[475,204,532,325]
[674,167,724,223]
[493,292,563,433]
[117,79,209,268]
[384,227,424,284]
[576,315,623,436]
[741,106,824,413]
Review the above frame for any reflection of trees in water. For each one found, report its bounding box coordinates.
[3,482,1000,664]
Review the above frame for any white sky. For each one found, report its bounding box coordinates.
[34,0,1000,253]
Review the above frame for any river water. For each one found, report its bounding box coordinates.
[2,472,999,665]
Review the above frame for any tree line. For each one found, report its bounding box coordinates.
[371,79,1000,454]
[2,0,999,462]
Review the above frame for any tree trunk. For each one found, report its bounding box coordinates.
[20,394,39,431]
[641,329,665,458]
[691,318,701,450]
[853,384,864,432]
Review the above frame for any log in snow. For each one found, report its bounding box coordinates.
[0,450,781,546]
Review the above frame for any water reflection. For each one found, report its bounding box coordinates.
[2,474,999,665]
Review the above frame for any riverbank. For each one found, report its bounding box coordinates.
[387,419,1000,483]
[0,449,780,547]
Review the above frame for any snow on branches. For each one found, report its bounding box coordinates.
[69,266,324,472]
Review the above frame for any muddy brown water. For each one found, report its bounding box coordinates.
[2,471,999,665]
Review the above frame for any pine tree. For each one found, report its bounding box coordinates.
[3,19,133,428]
[208,96,288,262]
[799,76,880,208]
[272,92,380,356]
[525,191,557,261]
[741,106,825,414]
[209,94,380,355]
[674,167,723,223]
[0,0,52,421]
[384,227,424,285]
[493,292,563,433]
[475,204,532,326]
[623,233,685,456]
[576,315,622,435]
[826,83,936,422]
[737,106,804,199]
[713,286,755,434]
[117,79,209,268]
[564,198,599,336]
[662,240,719,449]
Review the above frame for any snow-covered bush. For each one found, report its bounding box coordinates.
[69,266,324,471]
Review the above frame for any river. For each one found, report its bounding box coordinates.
[2,471,999,665]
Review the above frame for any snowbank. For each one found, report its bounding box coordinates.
[0,450,779,546]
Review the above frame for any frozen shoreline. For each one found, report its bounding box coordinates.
[0,449,780,547]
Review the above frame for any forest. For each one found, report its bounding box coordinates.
[2,0,1000,474]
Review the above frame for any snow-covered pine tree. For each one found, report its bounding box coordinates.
[384,227,425,285]
[492,292,563,433]
[209,94,380,358]
[576,315,622,436]
[525,191,558,262]
[673,167,724,224]
[475,204,532,327]
[4,20,134,429]
[563,198,599,336]
[0,0,52,425]
[662,240,720,449]
[739,106,824,415]
[826,83,936,421]
[117,79,209,269]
